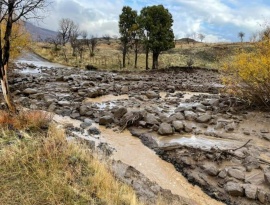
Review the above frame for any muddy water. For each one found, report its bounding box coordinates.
[15,52,69,74]
[53,114,223,205]
[83,94,129,103]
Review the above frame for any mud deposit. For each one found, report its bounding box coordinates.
[6,53,270,204]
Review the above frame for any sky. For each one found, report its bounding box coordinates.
[37,0,270,42]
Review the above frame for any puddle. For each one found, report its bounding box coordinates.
[52,114,223,205]
[160,135,242,151]
[83,94,129,103]
[182,91,212,100]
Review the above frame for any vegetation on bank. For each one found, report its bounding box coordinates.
[222,27,270,107]
[0,110,143,205]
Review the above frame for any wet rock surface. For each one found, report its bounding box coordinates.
[8,55,270,205]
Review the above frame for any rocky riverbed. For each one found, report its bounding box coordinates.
[5,53,270,204]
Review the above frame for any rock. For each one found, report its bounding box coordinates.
[79,105,88,116]
[158,123,173,135]
[88,88,102,98]
[184,111,197,121]
[184,122,195,133]
[80,121,92,129]
[172,121,184,132]
[203,164,219,176]
[23,88,38,94]
[114,107,128,119]
[145,113,160,125]
[257,189,266,203]
[88,127,101,135]
[224,182,244,197]
[70,112,80,119]
[99,115,114,126]
[145,91,160,99]
[121,86,129,93]
[228,168,245,180]
[173,113,185,120]
[208,99,219,107]
[243,156,260,171]
[218,170,227,179]
[225,123,235,132]
[196,114,212,123]
[84,118,92,124]
[58,100,71,106]
[243,184,257,200]
[264,170,270,185]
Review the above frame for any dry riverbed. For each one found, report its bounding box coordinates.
[6,52,270,204]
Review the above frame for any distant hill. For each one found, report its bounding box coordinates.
[177,38,200,43]
[24,22,57,41]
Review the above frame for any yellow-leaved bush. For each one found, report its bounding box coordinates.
[1,20,31,59]
[222,40,270,107]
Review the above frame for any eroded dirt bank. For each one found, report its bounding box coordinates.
[5,53,270,204]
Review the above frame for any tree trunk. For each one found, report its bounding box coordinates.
[145,46,149,70]
[122,44,127,68]
[134,40,138,68]
[152,52,159,69]
[1,64,15,112]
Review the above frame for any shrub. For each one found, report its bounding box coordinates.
[85,64,98,71]
[222,40,270,107]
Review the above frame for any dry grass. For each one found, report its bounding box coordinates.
[33,40,256,71]
[0,110,143,205]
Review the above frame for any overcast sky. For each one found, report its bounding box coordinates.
[37,0,270,42]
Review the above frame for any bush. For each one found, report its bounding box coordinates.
[85,64,98,71]
[222,40,270,107]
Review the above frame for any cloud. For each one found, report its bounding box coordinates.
[34,0,270,42]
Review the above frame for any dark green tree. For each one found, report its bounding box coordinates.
[139,5,175,69]
[119,6,137,68]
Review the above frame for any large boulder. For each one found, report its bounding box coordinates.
[158,122,173,135]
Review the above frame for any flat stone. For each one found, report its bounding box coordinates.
[23,88,38,94]
[145,91,160,99]
[144,113,160,125]
[228,168,245,180]
[80,122,92,129]
[218,170,227,179]
[58,100,71,106]
[245,171,265,185]
[224,182,244,197]
[196,114,212,123]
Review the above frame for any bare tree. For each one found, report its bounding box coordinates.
[0,0,50,112]
[46,33,62,51]
[198,33,205,42]
[238,31,245,42]
[58,18,77,46]
[69,23,80,56]
[88,35,98,57]
[103,34,110,44]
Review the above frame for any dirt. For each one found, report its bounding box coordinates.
[6,52,270,205]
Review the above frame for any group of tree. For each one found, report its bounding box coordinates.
[46,18,99,62]
[119,5,175,70]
